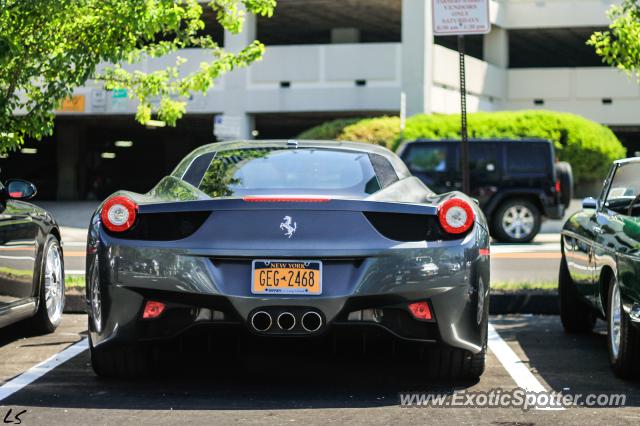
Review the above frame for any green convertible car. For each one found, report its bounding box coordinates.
[560,158,640,379]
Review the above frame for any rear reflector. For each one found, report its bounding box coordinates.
[243,196,331,203]
[142,301,165,319]
[555,180,561,193]
[408,301,432,321]
[8,191,23,198]
[479,248,490,256]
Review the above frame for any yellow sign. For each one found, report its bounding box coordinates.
[57,95,85,112]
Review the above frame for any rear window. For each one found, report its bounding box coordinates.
[506,143,549,173]
[181,148,397,198]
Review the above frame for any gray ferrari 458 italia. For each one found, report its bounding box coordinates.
[87,140,490,379]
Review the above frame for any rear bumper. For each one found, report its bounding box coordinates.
[90,281,486,351]
[88,226,490,354]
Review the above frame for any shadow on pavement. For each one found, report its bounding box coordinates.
[0,320,42,347]
[4,351,479,410]
[491,315,640,407]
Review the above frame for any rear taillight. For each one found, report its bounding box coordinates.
[555,180,561,193]
[100,196,138,232]
[438,198,475,235]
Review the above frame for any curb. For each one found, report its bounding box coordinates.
[65,294,87,313]
[63,293,561,315]
[489,292,559,315]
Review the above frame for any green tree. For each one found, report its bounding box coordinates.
[0,0,275,153]
[589,1,640,77]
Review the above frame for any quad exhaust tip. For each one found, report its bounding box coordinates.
[250,311,272,332]
[277,312,296,331]
[301,311,323,332]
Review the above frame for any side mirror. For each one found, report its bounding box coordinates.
[4,179,37,200]
[582,197,598,210]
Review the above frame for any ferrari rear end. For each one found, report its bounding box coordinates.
[86,141,490,379]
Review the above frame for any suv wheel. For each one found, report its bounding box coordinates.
[492,199,541,243]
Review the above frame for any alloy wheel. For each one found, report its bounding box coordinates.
[609,278,622,360]
[44,242,64,326]
[90,259,102,333]
[501,205,535,240]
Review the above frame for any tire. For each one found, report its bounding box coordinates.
[30,234,65,334]
[559,254,596,333]
[426,345,486,380]
[607,275,640,379]
[426,303,488,380]
[555,162,574,209]
[492,199,541,243]
[90,335,151,379]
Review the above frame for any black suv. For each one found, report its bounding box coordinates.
[398,139,572,243]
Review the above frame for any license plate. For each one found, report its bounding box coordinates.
[251,260,322,295]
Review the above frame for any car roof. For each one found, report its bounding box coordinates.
[195,139,394,155]
[614,157,640,165]
[406,138,553,144]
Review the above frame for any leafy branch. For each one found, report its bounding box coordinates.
[0,0,276,153]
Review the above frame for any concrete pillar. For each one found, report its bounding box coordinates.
[56,123,81,200]
[483,27,509,68]
[401,0,434,116]
[222,10,256,140]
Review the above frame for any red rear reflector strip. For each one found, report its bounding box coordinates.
[243,196,331,203]
[8,192,23,198]
[142,301,165,319]
[408,301,432,321]
[555,181,561,193]
[479,248,490,256]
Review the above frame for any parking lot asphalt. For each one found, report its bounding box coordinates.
[0,314,638,425]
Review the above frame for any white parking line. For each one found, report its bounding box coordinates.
[0,338,88,403]
[66,269,85,276]
[488,323,545,392]
[488,323,564,411]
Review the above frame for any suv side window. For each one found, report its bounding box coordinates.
[469,143,498,173]
[404,145,448,173]
[506,144,548,173]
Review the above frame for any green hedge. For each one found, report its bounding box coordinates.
[296,111,626,184]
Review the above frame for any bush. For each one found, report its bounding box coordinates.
[296,118,362,140]
[340,116,401,148]
[297,110,626,184]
